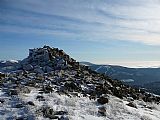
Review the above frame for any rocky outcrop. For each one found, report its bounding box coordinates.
[37,106,68,119]
[20,45,80,72]
[98,106,106,116]
[0,45,159,109]
[97,96,109,104]
[27,101,35,106]
[0,72,5,79]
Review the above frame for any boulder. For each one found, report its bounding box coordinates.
[112,88,123,99]
[57,58,65,64]
[97,96,109,104]
[41,85,53,93]
[59,116,69,120]
[126,97,134,102]
[27,101,35,106]
[42,107,58,119]
[0,99,5,103]
[27,80,36,87]
[43,50,50,61]
[0,73,5,78]
[98,106,106,116]
[64,82,80,92]
[8,89,18,95]
[126,102,137,108]
[15,103,24,108]
[16,116,28,120]
[43,66,53,73]
[54,111,68,115]
[36,74,44,81]
[36,95,45,101]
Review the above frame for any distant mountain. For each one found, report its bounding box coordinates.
[144,81,160,95]
[0,60,19,72]
[80,62,160,95]
[79,61,96,66]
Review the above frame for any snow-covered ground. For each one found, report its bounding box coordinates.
[0,88,34,120]
[1,86,159,120]
[22,89,160,120]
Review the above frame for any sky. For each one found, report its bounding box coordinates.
[1,0,160,67]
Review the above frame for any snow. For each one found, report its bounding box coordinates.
[0,80,160,120]
[0,60,18,64]
[95,66,103,72]
[0,89,34,120]
[8,60,19,63]
[121,79,135,82]
[0,84,160,120]
[104,65,110,75]
[10,87,160,120]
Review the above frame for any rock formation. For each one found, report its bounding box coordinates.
[0,46,160,119]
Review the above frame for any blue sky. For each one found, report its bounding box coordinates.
[1,0,160,67]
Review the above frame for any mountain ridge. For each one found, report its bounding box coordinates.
[0,46,160,119]
[80,61,160,95]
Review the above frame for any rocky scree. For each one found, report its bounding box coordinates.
[0,46,160,119]
[1,46,160,103]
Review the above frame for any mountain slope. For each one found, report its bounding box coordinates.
[0,46,160,120]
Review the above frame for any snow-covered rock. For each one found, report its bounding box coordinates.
[43,66,53,73]
[34,67,44,74]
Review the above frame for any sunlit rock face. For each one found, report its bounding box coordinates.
[20,46,80,72]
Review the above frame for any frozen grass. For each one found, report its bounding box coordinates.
[0,86,160,120]
[18,88,160,120]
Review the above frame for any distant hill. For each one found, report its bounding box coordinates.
[79,61,96,66]
[0,60,19,72]
[80,62,160,95]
